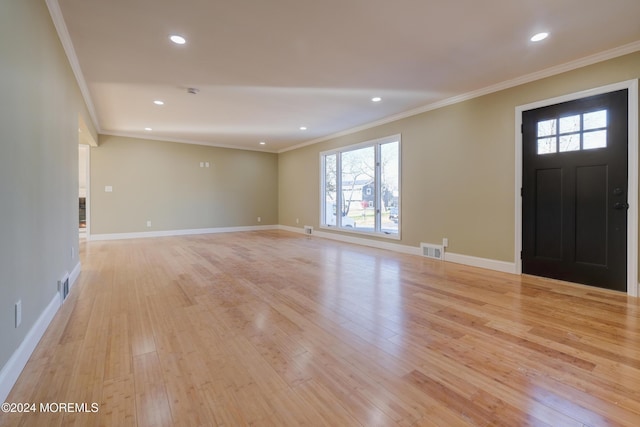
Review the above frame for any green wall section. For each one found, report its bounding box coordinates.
[91,135,279,234]
[0,0,92,369]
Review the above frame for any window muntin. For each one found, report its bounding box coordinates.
[320,135,400,237]
[323,154,337,225]
[536,109,608,155]
[380,140,399,234]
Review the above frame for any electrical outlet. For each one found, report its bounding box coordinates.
[146,220,152,227]
[443,238,449,248]
[15,300,21,328]
[257,217,261,223]
[296,218,299,224]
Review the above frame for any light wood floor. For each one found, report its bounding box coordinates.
[2,230,640,426]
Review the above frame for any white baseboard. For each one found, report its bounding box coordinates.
[0,261,81,403]
[278,225,303,234]
[69,261,81,295]
[279,225,516,274]
[279,225,421,256]
[444,252,517,274]
[0,295,59,402]
[90,225,279,241]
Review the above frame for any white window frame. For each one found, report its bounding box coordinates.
[319,134,401,239]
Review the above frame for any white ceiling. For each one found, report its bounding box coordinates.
[53,0,640,152]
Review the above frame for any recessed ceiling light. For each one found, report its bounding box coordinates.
[371,97,382,102]
[530,32,549,42]
[299,126,307,131]
[169,35,186,45]
[153,100,164,105]
[259,141,266,145]
[144,127,152,131]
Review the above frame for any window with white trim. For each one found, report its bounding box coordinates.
[320,135,400,237]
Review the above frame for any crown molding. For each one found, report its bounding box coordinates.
[280,40,640,153]
[100,131,278,153]
[45,0,101,133]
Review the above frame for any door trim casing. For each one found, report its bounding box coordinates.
[515,80,639,296]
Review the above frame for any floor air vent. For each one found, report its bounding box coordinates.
[420,243,444,260]
[58,272,70,303]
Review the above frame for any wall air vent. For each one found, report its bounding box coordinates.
[420,243,444,260]
[58,272,70,303]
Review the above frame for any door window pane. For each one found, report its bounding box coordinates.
[537,119,556,137]
[538,137,556,154]
[583,130,607,150]
[584,110,607,130]
[535,109,609,155]
[560,115,580,134]
[559,134,580,152]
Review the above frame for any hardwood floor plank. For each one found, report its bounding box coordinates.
[98,376,137,427]
[133,352,173,427]
[198,385,249,426]
[103,313,132,381]
[128,294,157,357]
[287,380,364,426]
[3,230,640,426]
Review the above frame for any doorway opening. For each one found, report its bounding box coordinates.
[78,115,96,241]
[79,144,89,239]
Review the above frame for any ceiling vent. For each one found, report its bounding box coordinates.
[420,243,444,260]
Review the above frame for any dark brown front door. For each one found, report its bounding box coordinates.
[522,89,628,292]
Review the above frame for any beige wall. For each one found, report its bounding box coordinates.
[0,1,92,370]
[279,52,640,262]
[90,135,278,234]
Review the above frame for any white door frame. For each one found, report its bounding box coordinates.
[514,79,639,296]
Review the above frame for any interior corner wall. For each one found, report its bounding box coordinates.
[90,135,279,235]
[278,52,640,263]
[0,1,86,372]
